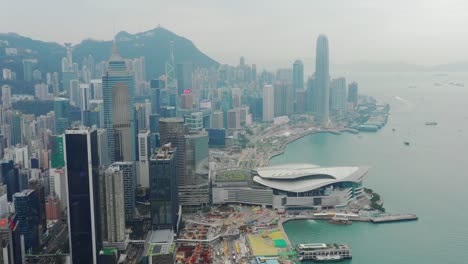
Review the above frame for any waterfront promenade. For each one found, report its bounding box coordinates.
[278,212,418,251]
[238,123,358,168]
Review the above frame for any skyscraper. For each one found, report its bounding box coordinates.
[179,92,194,109]
[101,165,126,243]
[137,130,151,188]
[315,35,330,124]
[292,60,304,105]
[1,85,12,109]
[159,118,186,186]
[90,79,103,100]
[150,79,162,114]
[34,83,49,100]
[149,143,179,231]
[50,135,65,168]
[330,77,347,112]
[14,189,41,253]
[54,97,70,134]
[274,82,294,117]
[110,162,135,221]
[149,114,160,134]
[0,160,16,202]
[227,109,240,129]
[240,56,245,67]
[179,131,210,207]
[80,83,91,111]
[176,62,193,95]
[212,111,224,129]
[0,212,21,263]
[97,129,110,167]
[296,90,307,113]
[28,180,47,247]
[185,112,203,130]
[22,59,36,82]
[262,85,274,122]
[11,111,22,146]
[348,82,359,106]
[102,43,135,162]
[64,128,101,264]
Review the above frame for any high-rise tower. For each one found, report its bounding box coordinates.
[101,165,126,243]
[165,41,177,106]
[1,85,12,109]
[315,35,330,124]
[159,118,186,185]
[262,85,274,122]
[292,60,304,109]
[102,42,135,162]
[64,128,101,264]
[292,61,304,86]
[149,143,179,231]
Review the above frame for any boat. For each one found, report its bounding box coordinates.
[392,128,396,131]
[312,254,344,262]
[404,141,410,146]
[328,215,352,225]
[434,82,442,86]
[297,243,352,262]
[425,122,438,126]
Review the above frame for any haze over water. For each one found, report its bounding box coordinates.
[273,71,468,263]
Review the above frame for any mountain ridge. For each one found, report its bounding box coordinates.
[0,27,219,80]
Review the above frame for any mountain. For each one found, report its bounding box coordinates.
[0,27,219,81]
[73,27,219,79]
[0,32,65,75]
[333,61,426,72]
[430,61,468,72]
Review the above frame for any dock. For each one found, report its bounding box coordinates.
[370,213,418,223]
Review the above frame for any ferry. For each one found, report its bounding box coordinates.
[424,122,438,126]
[297,243,351,262]
[314,255,344,262]
[328,215,352,225]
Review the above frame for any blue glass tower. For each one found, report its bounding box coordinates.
[102,43,135,162]
[13,189,40,253]
[149,143,179,231]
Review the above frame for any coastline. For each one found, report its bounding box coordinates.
[265,128,358,166]
[268,127,419,257]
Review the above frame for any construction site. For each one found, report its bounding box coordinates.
[175,205,298,264]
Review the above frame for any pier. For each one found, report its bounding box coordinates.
[279,213,418,225]
[370,213,418,223]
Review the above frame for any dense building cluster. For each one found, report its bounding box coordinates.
[0,34,363,263]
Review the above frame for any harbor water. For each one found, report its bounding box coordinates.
[273,72,468,263]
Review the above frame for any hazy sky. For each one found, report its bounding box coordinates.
[2,0,468,69]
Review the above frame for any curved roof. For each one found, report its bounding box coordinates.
[253,164,368,193]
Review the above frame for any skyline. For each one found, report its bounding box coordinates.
[2,0,468,69]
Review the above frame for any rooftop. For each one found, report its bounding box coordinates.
[255,257,280,264]
[159,117,184,123]
[297,243,350,251]
[99,247,118,256]
[13,189,34,198]
[253,164,368,193]
[151,143,176,160]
